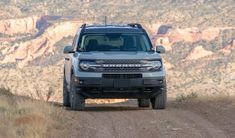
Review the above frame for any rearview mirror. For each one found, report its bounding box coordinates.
[155,45,166,54]
[63,45,74,54]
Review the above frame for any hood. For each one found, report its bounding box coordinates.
[78,51,162,60]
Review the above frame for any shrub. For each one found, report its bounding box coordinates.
[176,92,198,102]
[0,87,13,96]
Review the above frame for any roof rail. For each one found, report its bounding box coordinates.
[128,23,143,29]
[80,23,86,29]
[80,23,86,33]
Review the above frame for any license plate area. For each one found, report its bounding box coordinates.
[114,79,130,88]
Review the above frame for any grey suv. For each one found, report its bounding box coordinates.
[63,23,167,110]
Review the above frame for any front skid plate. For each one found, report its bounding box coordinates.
[79,90,163,99]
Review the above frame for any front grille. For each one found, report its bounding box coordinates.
[101,59,141,64]
[103,67,141,72]
[99,59,142,72]
[103,74,142,78]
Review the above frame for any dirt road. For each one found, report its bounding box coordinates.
[53,99,235,138]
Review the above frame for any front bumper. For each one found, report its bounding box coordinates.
[74,76,166,99]
[76,77,165,88]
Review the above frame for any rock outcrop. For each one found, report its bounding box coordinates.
[185,46,214,60]
[151,27,235,51]
[168,28,220,43]
[0,16,39,35]
[1,21,83,67]
[1,17,234,68]
[219,40,235,55]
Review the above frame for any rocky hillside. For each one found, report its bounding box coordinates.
[0,0,234,102]
[1,0,234,27]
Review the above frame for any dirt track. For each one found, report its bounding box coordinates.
[53,99,235,138]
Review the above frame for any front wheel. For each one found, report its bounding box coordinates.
[151,81,167,110]
[70,75,85,111]
[63,75,70,107]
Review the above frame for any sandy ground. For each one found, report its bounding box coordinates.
[52,97,235,138]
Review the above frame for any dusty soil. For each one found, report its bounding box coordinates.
[52,98,235,138]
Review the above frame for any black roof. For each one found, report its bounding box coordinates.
[81,24,146,34]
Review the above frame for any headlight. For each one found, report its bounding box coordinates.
[141,60,162,71]
[151,61,162,70]
[79,60,102,71]
[79,61,91,71]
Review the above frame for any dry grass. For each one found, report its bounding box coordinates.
[0,88,66,138]
[173,92,235,110]
[174,93,235,108]
[175,92,198,103]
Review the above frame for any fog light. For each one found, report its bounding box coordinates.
[79,80,84,84]
[74,78,79,83]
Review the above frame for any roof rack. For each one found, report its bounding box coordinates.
[128,23,143,29]
[80,23,86,33]
[80,23,86,29]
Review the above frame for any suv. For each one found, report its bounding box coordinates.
[63,23,167,110]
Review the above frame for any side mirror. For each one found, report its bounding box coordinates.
[63,45,74,54]
[155,45,166,54]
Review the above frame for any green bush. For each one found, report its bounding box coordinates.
[0,87,13,96]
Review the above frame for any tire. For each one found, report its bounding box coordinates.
[138,99,150,107]
[70,74,85,111]
[63,75,70,107]
[151,81,167,110]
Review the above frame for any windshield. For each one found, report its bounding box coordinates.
[78,33,152,52]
